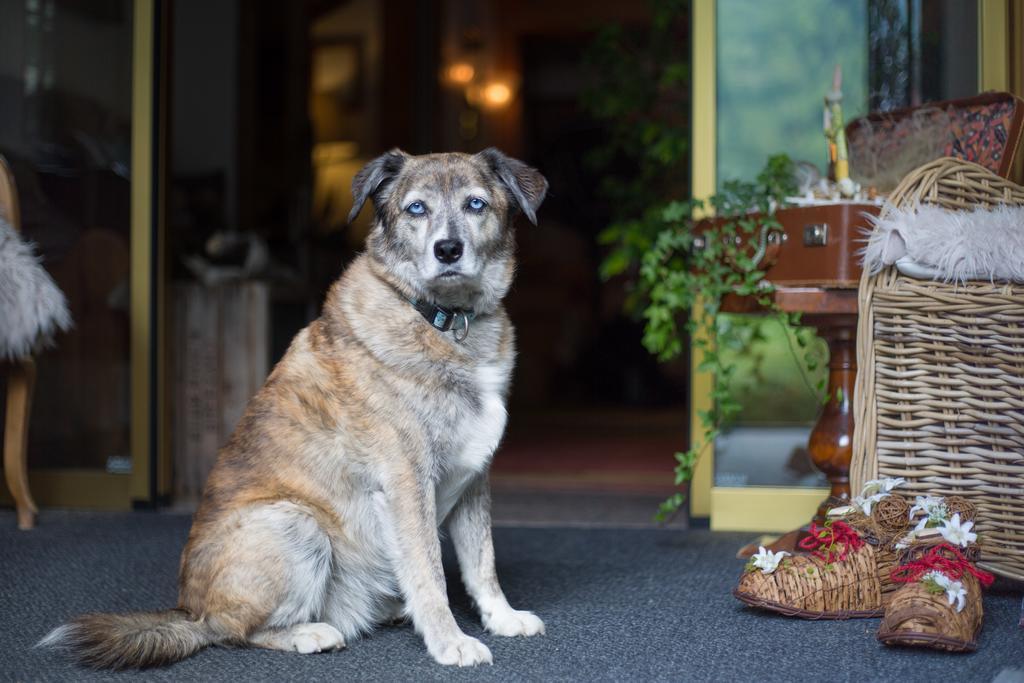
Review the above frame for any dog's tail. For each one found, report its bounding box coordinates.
[37,609,220,669]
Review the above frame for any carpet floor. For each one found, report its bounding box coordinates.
[1,510,1022,682]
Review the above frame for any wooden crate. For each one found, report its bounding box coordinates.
[171,281,269,503]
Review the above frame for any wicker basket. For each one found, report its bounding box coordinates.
[852,157,1024,581]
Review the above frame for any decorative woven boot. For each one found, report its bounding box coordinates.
[733,525,884,618]
[733,479,912,619]
[878,501,995,652]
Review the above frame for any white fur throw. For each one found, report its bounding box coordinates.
[862,204,1024,283]
[0,217,72,360]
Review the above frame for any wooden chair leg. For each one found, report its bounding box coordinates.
[4,357,38,529]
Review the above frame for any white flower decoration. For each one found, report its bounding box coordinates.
[852,477,906,514]
[924,571,967,613]
[827,504,854,517]
[909,495,942,515]
[751,546,790,574]
[862,477,906,497]
[938,513,977,548]
[852,493,884,515]
[909,495,948,528]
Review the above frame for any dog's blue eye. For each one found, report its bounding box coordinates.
[467,197,487,212]
[406,201,426,215]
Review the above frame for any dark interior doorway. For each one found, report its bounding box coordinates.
[167,0,691,522]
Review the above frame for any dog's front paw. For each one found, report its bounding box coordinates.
[484,608,545,637]
[290,623,346,654]
[429,633,493,667]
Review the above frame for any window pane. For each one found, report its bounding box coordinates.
[712,0,979,489]
[713,314,829,488]
[714,0,867,488]
[716,0,869,186]
[869,0,978,111]
[0,0,133,471]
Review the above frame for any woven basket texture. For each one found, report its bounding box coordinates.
[852,157,1024,581]
[845,508,906,595]
[877,571,983,652]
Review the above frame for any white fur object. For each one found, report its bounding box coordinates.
[0,217,72,360]
[861,203,1024,283]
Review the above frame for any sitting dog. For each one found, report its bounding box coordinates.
[41,148,548,668]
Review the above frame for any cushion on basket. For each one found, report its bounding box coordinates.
[0,216,72,361]
[862,204,1024,283]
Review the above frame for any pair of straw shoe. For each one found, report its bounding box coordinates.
[733,480,994,652]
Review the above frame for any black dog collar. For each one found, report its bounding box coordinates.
[410,298,476,341]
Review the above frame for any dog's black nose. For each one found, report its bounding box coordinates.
[434,239,463,264]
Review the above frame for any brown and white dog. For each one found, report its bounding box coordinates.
[41,148,548,668]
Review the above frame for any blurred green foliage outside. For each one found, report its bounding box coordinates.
[717,0,869,186]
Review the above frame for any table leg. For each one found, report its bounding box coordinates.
[4,358,38,530]
[804,314,857,525]
[737,313,858,558]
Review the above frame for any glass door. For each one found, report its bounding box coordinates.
[690,0,982,531]
[0,0,165,509]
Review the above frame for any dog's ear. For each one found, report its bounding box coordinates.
[348,149,409,225]
[477,148,548,225]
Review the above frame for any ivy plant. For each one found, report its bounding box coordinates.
[639,156,830,519]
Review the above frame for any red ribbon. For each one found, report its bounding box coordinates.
[798,521,865,563]
[890,543,995,587]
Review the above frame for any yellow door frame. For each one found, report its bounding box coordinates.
[2,0,166,511]
[998,0,1024,183]
[979,0,1010,92]
[689,0,1014,531]
[688,0,715,521]
[130,0,170,506]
